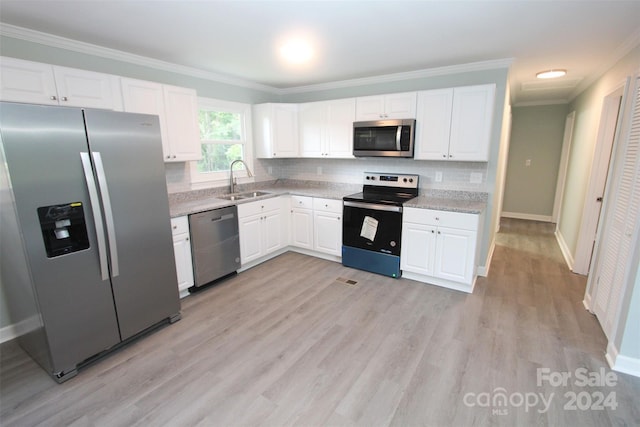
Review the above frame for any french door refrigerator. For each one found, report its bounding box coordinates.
[0,102,181,382]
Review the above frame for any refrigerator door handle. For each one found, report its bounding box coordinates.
[92,152,120,278]
[80,152,109,281]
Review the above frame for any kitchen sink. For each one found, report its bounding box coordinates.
[218,191,271,201]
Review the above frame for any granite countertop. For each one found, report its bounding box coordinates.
[169,179,487,217]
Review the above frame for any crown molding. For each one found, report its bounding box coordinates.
[1,23,512,96]
[512,99,570,107]
[569,27,640,102]
[277,58,513,94]
[0,23,276,92]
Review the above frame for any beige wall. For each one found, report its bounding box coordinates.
[502,104,568,219]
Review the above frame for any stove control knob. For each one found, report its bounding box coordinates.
[403,178,407,182]
[409,178,414,183]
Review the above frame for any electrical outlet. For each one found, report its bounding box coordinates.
[470,172,482,184]
[435,171,443,182]
[317,166,322,175]
[268,166,273,175]
[526,159,532,167]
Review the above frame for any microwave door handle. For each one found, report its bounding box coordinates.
[396,126,402,151]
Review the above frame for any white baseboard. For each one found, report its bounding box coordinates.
[501,211,554,222]
[606,342,640,378]
[477,239,496,277]
[0,315,40,344]
[554,229,575,270]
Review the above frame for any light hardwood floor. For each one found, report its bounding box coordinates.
[1,218,639,426]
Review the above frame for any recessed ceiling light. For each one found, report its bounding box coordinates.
[536,69,567,79]
[279,37,314,65]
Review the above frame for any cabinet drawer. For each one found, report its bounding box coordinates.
[171,216,189,236]
[238,197,282,218]
[313,197,343,214]
[291,195,313,210]
[403,207,478,231]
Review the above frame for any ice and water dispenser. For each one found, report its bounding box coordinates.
[37,202,90,258]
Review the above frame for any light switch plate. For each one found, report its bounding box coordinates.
[435,171,443,182]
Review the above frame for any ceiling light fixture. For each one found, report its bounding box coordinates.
[536,69,567,79]
[279,37,314,65]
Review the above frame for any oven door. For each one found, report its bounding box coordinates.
[342,201,402,256]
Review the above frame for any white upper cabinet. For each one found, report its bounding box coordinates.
[299,98,355,158]
[120,78,201,162]
[415,84,495,161]
[0,57,121,110]
[253,103,299,158]
[355,92,417,121]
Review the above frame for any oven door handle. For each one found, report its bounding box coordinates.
[343,200,403,213]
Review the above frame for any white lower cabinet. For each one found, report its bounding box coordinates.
[289,196,343,259]
[238,197,287,265]
[313,198,342,256]
[401,207,480,292]
[171,216,194,297]
[290,196,314,250]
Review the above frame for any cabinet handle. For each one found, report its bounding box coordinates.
[166,155,171,159]
[186,237,189,241]
[50,95,57,101]
[442,154,447,158]
[172,155,177,159]
[173,225,177,229]
[438,231,441,234]
[61,96,68,102]
[431,230,435,233]
[435,217,440,221]
[449,154,453,158]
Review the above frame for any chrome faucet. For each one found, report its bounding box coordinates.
[229,159,253,194]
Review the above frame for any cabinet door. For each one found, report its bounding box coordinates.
[326,98,355,158]
[434,226,476,284]
[401,222,437,275]
[291,208,314,249]
[299,101,326,157]
[355,95,386,121]
[120,78,170,158]
[172,233,194,293]
[163,85,202,162]
[414,89,454,160]
[449,84,495,161]
[273,104,299,157]
[384,92,417,119]
[263,209,284,254]
[0,57,58,105]
[239,215,263,264]
[314,211,342,256]
[53,66,118,110]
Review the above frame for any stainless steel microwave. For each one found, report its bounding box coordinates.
[353,119,416,158]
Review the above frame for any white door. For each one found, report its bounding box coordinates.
[162,85,201,162]
[239,215,263,263]
[414,88,454,160]
[434,227,476,284]
[449,84,495,161]
[53,66,117,110]
[263,210,284,254]
[273,104,299,157]
[291,208,314,249]
[573,87,624,275]
[314,211,342,256]
[326,98,356,157]
[400,222,437,275]
[299,102,326,157]
[0,57,58,105]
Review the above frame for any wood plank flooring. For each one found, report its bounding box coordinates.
[2,218,639,426]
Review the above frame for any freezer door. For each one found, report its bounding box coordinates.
[0,102,121,375]
[83,109,180,340]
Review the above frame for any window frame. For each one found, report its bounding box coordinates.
[189,97,254,185]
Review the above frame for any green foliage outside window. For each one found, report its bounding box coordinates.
[197,110,245,173]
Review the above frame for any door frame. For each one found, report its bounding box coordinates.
[552,111,575,223]
[573,84,625,275]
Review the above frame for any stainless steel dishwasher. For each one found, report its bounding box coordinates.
[189,205,241,289]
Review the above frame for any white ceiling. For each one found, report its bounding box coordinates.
[1,1,639,105]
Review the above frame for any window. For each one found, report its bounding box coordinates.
[190,98,253,184]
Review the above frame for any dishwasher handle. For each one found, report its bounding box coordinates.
[209,213,235,222]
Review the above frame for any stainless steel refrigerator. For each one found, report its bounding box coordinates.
[0,102,181,382]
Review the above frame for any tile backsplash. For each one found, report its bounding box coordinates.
[165,157,489,194]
